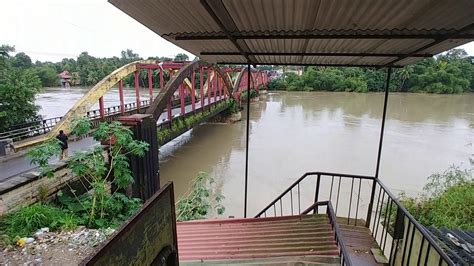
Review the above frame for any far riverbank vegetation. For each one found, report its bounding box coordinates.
[268,48,474,94]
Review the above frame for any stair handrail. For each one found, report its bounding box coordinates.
[301,201,353,266]
[254,171,374,218]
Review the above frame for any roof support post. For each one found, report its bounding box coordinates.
[366,67,392,227]
[244,62,251,218]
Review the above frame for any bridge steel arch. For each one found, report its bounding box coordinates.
[12,59,268,151]
[145,60,234,121]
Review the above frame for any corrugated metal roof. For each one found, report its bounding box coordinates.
[429,227,474,265]
[109,0,474,66]
[176,214,339,262]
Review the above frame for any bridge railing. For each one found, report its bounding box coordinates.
[0,100,151,142]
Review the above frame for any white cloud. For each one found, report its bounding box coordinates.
[1,0,473,62]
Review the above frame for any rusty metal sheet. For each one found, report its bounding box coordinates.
[81,182,177,266]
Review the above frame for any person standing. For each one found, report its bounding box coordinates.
[56,130,69,160]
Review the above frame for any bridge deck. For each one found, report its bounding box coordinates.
[0,96,223,182]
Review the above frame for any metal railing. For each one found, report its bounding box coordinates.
[302,201,353,266]
[255,171,455,266]
[0,100,152,141]
[370,180,455,266]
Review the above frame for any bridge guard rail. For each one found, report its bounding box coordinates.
[80,182,178,266]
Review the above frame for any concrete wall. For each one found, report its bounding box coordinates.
[0,162,76,215]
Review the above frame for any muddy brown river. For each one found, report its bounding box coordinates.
[35,89,473,218]
[159,91,473,217]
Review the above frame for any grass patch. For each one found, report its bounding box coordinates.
[0,203,77,245]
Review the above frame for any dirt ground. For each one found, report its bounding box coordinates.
[0,227,113,265]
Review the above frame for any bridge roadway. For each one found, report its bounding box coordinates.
[0,96,224,182]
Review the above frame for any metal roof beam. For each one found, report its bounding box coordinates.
[200,52,433,58]
[175,33,474,41]
[216,62,403,68]
[199,0,255,64]
[386,23,474,66]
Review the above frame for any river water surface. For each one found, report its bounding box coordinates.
[36,89,473,218]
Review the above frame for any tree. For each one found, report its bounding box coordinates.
[12,52,33,69]
[0,44,15,58]
[399,66,413,92]
[34,65,59,87]
[120,49,140,64]
[174,53,189,61]
[0,65,41,130]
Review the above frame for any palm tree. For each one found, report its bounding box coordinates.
[0,44,15,58]
[399,65,413,92]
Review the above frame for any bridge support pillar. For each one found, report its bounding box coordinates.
[118,114,160,201]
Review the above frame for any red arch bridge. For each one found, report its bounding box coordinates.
[0,60,270,151]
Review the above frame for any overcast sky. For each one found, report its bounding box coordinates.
[1,0,473,63]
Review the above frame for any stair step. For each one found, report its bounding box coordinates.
[180,255,340,265]
[177,220,328,231]
[179,250,340,261]
[180,245,339,256]
[178,236,335,247]
[177,214,339,262]
[177,214,328,226]
[177,225,332,237]
[179,240,337,251]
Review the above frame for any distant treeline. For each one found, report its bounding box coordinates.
[0,44,190,130]
[268,49,474,94]
[0,45,191,87]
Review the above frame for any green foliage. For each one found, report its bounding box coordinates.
[0,203,78,243]
[383,166,473,233]
[24,120,148,230]
[157,100,232,144]
[227,98,241,114]
[12,52,32,69]
[65,121,148,227]
[241,88,259,100]
[70,116,92,136]
[26,138,62,178]
[423,166,472,198]
[57,191,142,229]
[174,53,189,62]
[34,65,59,87]
[0,61,41,131]
[269,49,473,94]
[176,172,225,221]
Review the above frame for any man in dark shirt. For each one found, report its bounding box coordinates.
[56,130,69,160]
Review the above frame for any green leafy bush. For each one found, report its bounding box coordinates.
[382,166,473,233]
[57,191,142,229]
[176,172,225,221]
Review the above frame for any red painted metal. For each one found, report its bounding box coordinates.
[137,62,186,70]
[207,67,211,106]
[179,81,185,116]
[99,96,105,119]
[148,68,153,101]
[118,80,125,114]
[199,65,204,107]
[191,71,196,111]
[134,70,141,109]
[213,69,217,102]
[160,68,164,90]
[177,214,339,262]
[168,70,173,121]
